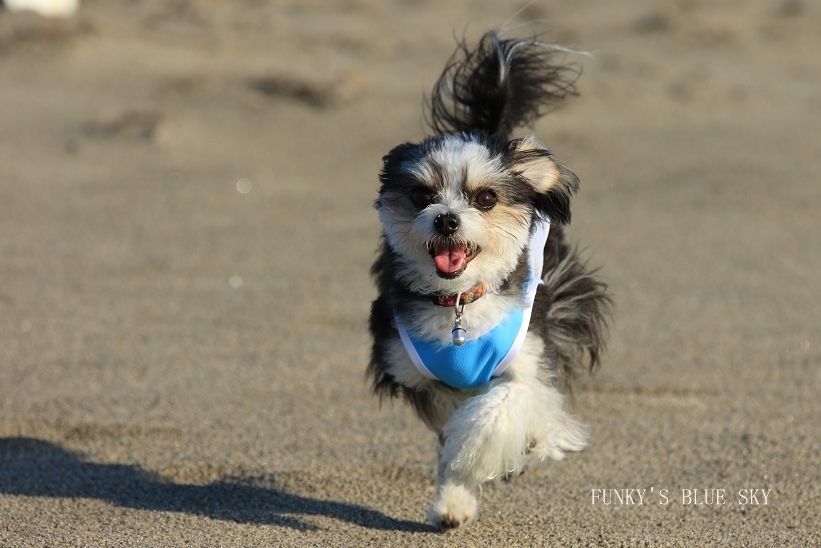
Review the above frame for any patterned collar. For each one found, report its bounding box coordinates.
[430,282,485,307]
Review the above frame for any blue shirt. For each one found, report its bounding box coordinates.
[397,308,528,389]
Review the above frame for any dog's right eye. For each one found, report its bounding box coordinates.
[411,187,434,208]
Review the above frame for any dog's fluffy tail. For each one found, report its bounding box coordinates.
[426,31,581,138]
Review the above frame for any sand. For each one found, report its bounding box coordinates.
[1,1,820,546]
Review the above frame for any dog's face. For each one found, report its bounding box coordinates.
[376,132,579,295]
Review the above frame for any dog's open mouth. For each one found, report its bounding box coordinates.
[428,241,481,279]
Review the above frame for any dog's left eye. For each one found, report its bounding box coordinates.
[411,187,435,209]
[474,189,497,210]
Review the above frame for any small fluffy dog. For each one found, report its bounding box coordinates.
[368,31,611,530]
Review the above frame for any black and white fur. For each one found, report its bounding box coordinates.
[368,31,611,530]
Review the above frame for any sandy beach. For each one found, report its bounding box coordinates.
[1,1,820,546]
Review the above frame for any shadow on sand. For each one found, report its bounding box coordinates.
[0,437,434,533]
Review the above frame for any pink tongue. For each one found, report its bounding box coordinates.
[433,243,467,273]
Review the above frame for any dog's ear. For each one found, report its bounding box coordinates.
[506,136,579,225]
[379,142,422,185]
[381,142,421,173]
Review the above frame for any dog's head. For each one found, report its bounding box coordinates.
[376,131,579,296]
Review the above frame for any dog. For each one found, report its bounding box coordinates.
[368,30,611,530]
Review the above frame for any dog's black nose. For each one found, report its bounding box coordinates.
[434,212,460,235]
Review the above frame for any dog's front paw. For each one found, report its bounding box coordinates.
[427,482,478,531]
